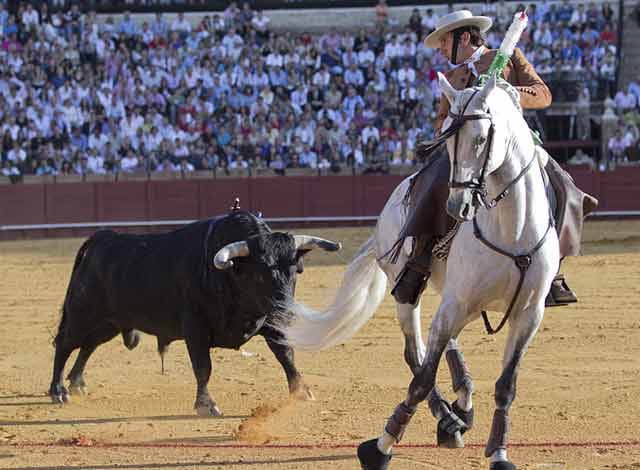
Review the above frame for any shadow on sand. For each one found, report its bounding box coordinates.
[0,414,248,426]
[6,454,355,470]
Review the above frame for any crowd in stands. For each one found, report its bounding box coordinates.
[485,0,620,103]
[0,0,624,180]
[596,82,640,171]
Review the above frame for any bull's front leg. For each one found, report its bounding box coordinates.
[261,325,315,401]
[183,312,222,417]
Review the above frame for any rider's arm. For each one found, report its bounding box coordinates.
[510,47,552,109]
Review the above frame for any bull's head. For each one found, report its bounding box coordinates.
[214,235,341,270]
[213,234,341,327]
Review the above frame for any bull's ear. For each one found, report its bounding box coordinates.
[295,248,312,273]
[295,256,305,274]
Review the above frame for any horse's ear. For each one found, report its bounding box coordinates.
[478,72,498,103]
[438,72,457,104]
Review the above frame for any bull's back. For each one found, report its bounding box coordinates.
[66,224,210,337]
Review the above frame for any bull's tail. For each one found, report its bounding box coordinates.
[279,235,387,351]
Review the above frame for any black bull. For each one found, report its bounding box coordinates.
[49,211,340,415]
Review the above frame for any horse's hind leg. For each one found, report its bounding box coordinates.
[396,301,426,374]
[67,323,119,395]
[485,305,544,470]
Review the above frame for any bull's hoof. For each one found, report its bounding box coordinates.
[50,386,70,404]
[123,330,141,350]
[195,399,223,417]
[490,461,516,470]
[68,383,87,396]
[357,439,391,470]
[291,383,316,401]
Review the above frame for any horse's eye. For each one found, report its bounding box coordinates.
[474,136,486,149]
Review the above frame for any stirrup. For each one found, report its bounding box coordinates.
[545,274,577,307]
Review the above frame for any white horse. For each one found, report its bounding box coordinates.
[279,73,559,470]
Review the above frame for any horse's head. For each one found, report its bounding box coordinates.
[438,72,521,222]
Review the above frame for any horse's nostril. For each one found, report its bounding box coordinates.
[462,204,470,218]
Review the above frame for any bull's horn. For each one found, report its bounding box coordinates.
[214,241,250,270]
[293,235,342,252]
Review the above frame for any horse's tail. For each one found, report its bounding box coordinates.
[279,235,387,351]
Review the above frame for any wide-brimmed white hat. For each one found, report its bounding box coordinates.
[423,10,493,48]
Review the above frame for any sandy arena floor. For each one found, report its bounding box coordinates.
[1,220,639,470]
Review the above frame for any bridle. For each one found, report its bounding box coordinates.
[443,87,554,335]
[446,88,536,210]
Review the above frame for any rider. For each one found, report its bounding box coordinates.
[391,10,598,307]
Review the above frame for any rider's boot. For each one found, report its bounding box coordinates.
[391,239,435,306]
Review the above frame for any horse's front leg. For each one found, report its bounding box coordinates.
[358,299,464,469]
[397,302,469,448]
[425,338,475,448]
[446,338,475,432]
[486,304,544,470]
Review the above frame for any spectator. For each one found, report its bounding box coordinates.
[21,3,39,31]
[574,87,591,140]
[607,129,627,168]
[408,8,422,37]
[567,148,596,170]
[299,144,318,168]
[614,86,637,115]
[375,0,389,27]
[421,8,438,34]
[1,159,20,177]
[251,10,270,38]
[120,149,139,173]
[151,12,169,38]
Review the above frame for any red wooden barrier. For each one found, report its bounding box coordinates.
[1,169,639,239]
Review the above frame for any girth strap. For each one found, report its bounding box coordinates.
[474,215,554,335]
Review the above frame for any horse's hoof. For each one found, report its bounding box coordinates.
[437,427,464,448]
[436,403,467,448]
[451,401,474,431]
[195,402,223,417]
[357,439,391,470]
[490,461,516,470]
[68,383,87,396]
